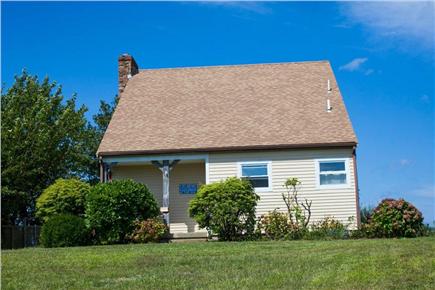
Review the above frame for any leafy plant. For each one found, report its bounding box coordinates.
[257,210,304,240]
[258,210,289,240]
[282,178,312,228]
[282,178,312,229]
[258,178,314,240]
[85,179,159,244]
[126,218,168,243]
[40,214,88,248]
[306,217,348,240]
[257,178,313,240]
[189,177,260,241]
[36,178,90,222]
[368,198,426,238]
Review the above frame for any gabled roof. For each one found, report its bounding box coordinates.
[98,61,357,156]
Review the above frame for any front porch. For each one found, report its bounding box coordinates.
[101,154,209,238]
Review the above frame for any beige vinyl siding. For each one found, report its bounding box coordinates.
[209,148,358,227]
[109,148,358,235]
[112,162,206,234]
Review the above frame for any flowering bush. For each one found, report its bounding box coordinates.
[306,217,347,240]
[126,218,168,243]
[258,210,305,240]
[369,198,425,238]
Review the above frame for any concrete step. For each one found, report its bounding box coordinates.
[169,238,207,243]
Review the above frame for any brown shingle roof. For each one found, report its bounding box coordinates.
[97,61,357,156]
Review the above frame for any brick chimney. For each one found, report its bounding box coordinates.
[118,54,139,94]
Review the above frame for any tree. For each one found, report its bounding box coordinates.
[1,71,119,225]
[1,187,29,225]
[84,95,119,181]
[93,96,119,137]
[1,72,94,224]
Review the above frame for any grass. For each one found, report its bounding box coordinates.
[2,237,435,290]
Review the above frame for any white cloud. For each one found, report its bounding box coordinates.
[341,2,435,52]
[364,68,374,76]
[409,185,435,199]
[421,94,431,103]
[339,57,368,72]
[399,159,411,166]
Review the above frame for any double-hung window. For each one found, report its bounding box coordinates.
[239,162,271,191]
[317,159,349,187]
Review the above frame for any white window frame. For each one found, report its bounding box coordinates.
[315,158,351,189]
[237,161,272,192]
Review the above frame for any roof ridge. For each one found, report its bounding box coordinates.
[138,60,330,72]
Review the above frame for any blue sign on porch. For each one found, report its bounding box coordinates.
[179,183,198,194]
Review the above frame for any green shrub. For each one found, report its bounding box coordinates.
[369,198,425,238]
[86,179,159,244]
[305,217,347,240]
[189,177,259,241]
[126,218,168,243]
[349,224,370,239]
[40,214,88,247]
[36,179,90,222]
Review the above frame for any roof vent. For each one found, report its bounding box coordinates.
[326,79,332,112]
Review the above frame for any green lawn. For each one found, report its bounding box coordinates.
[2,237,434,290]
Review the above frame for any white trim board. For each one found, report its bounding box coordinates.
[103,154,209,165]
[205,155,210,184]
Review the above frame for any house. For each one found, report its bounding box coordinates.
[97,54,359,238]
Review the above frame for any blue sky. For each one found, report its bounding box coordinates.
[2,1,434,222]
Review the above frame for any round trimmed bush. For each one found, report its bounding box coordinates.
[370,198,425,238]
[86,179,159,244]
[189,177,260,241]
[40,214,88,247]
[36,178,90,222]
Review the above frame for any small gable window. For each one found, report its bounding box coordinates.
[239,162,271,191]
[317,159,349,187]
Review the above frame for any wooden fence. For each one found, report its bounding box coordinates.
[1,225,40,249]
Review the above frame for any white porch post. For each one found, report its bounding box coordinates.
[152,160,179,227]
